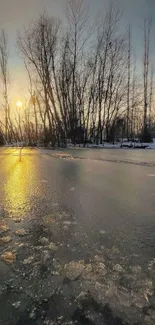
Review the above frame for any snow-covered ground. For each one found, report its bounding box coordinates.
[3,139,155,149]
[68,141,155,149]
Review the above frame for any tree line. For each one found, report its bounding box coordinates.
[0,0,154,146]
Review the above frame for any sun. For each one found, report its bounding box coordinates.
[16,100,23,108]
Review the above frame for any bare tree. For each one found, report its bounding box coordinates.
[66,0,92,142]
[12,3,155,146]
[143,17,152,141]
[0,30,9,141]
[18,13,61,145]
[149,67,154,129]
[126,24,131,140]
[91,5,125,143]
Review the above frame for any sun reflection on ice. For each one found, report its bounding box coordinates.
[4,150,35,218]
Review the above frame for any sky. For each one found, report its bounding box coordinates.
[0,0,155,107]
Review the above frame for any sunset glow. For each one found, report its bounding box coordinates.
[16,100,23,108]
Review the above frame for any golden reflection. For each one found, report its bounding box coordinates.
[4,150,34,217]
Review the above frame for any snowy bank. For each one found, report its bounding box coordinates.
[68,141,155,149]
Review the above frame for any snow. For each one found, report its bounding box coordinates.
[147,142,155,149]
[68,143,120,149]
[68,141,155,149]
[2,139,155,149]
